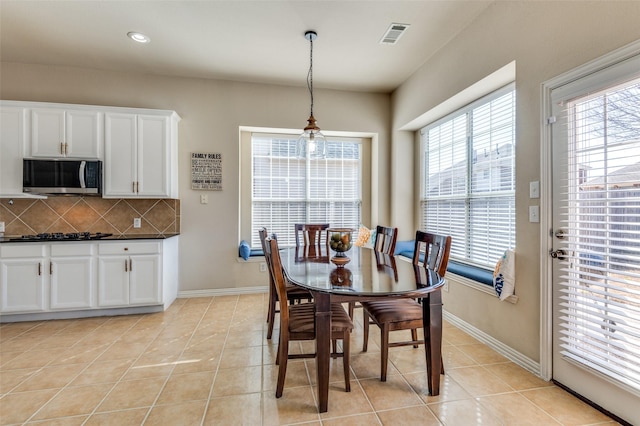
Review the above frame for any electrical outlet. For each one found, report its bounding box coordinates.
[443,280,449,292]
[260,263,267,272]
[133,218,141,228]
[200,194,208,204]
[0,221,4,233]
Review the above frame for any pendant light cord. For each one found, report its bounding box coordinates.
[307,35,314,117]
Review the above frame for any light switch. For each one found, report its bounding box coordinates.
[529,205,540,223]
[200,194,208,204]
[529,181,540,199]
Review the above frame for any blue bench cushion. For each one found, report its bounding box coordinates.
[239,240,251,260]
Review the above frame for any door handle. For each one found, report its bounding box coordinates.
[549,249,568,260]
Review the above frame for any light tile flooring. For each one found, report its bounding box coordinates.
[0,295,618,425]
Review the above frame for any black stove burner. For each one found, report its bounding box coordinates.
[11,232,113,241]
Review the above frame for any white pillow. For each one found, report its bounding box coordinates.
[493,249,515,301]
[354,225,376,248]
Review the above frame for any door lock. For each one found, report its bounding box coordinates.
[549,249,568,260]
[554,229,567,239]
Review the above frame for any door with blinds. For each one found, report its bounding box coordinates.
[550,52,640,424]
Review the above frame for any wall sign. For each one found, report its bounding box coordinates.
[191,152,222,190]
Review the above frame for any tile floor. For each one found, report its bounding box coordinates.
[0,295,619,425]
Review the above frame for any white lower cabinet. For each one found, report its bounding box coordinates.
[98,242,161,307]
[0,238,177,318]
[0,244,47,313]
[0,243,95,313]
[50,244,96,310]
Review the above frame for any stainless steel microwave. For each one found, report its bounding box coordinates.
[23,159,102,195]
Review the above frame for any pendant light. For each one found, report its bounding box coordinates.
[296,30,327,159]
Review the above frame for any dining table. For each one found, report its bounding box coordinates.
[281,245,445,413]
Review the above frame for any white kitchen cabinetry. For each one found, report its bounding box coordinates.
[104,112,179,198]
[98,241,161,307]
[0,106,28,197]
[30,108,102,158]
[0,244,47,313]
[49,243,96,310]
[0,237,178,320]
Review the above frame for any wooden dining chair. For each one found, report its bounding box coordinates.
[259,227,311,339]
[361,230,451,381]
[348,225,398,318]
[294,223,330,247]
[264,235,353,397]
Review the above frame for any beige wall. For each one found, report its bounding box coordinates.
[391,1,640,362]
[0,63,391,292]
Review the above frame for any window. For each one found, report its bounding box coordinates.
[420,84,516,270]
[251,133,362,248]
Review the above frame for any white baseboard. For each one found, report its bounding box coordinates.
[178,286,268,298]
[443,310,542,378]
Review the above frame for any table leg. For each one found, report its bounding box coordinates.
[314,292,331,413]
[423,289,443,395]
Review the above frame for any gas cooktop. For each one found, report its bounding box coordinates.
[10,232,114,241]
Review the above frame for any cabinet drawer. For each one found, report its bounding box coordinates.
[98,242,161,255]
[0,244,46,258]
[50,242,95,257]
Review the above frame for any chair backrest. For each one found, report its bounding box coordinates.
[259,227,278,293]
[294,223,330,247]
[264,235,289,324]
[374,226,398,255]
[413,230,452,277]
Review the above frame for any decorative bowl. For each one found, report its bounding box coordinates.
[327,228,354,267]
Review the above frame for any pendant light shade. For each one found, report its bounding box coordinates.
[296,31,327,159]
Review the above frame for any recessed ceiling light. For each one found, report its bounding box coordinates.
[127,32,150,44]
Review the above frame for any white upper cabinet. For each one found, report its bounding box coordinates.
[30,108,102,159]
[104,112,178,198]
[0,106,27,197]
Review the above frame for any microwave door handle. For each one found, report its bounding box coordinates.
[79,161,86,188]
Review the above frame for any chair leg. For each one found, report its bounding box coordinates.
[342,330,351,392]
[332,339,338,358]
[380,324,389,382]
[276,332,288,398]
[267,299,277,340]
[411,328,419,348]
[348,301,355,318]
[362,310,370,352]
[441,359,445,375]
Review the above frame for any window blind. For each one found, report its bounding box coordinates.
[555,76,640,391]
[251,134,362,247]
[420,84,516,269]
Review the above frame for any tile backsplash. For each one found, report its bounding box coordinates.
[0,197,180,236]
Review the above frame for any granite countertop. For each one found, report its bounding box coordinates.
[0,233,180,243]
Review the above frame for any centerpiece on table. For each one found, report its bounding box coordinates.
[327,228,354,267]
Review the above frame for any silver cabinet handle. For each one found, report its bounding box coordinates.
[125,259,128,272]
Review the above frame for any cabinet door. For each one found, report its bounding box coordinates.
[31,109,66,157]
[65,110,102,158]
[98,256,129,306]
[129,254,161,305]
[0,106,27,196]
[50,256,95,310]
[0,259,46,312]
[137,115,170,197]
[104,113,137,197]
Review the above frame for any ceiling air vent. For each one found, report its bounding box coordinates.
[380,23,410,45]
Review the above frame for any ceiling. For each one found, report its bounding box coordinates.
[0,1,493,93]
